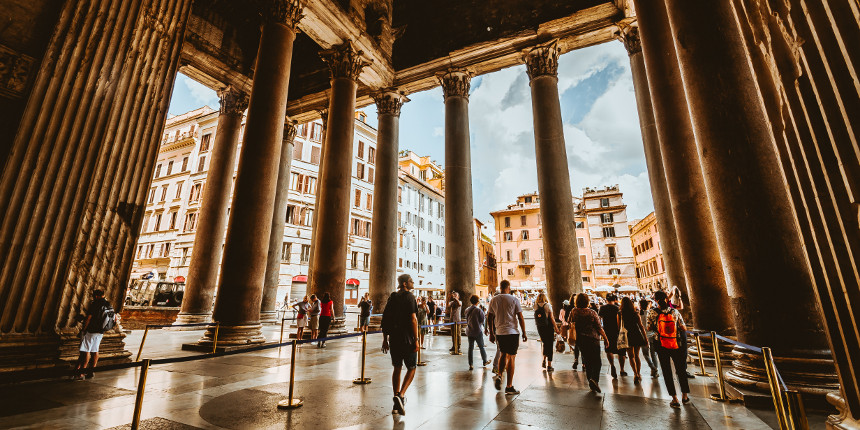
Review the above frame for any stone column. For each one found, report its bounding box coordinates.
[617,24,689,310]
[522,41,581,312]
[260,121,298,324]
[635,6,734,335]
[306,108,328,288]
[308,42,369,315]
[199,0,301,345]
[175,88,248,326]
[438,69,476,300]
[368,89,408,312]
[662,0,835,393]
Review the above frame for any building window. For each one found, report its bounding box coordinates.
[311,146,321,165]
[181,156,189,172]
[293,139,304,161]
[155,163,162,178]
[600,198,610,207]
[580,254,588,270]
[521,230,529,240]
[368,167,375,184]
[368,147,375,164]
[539,248,544,259]
[175,181,183,199]
[300,245,311,263]
[520,249,529,263]
[168,211,177,230]
[181,248,189,266]
[357,140,364,159]
[366,194,373,210]
[507,268,514,276]
[311,123,322,141]
[363,253,369,270]
[148,187,156,204]
[524,196,532,203]
[354,189,361,207]
[504,231,512,241]
[183,212,197,231]
[190,183,203,202]
[504,216,510,228]
[609,268,621,275]
[398,187,402,203]
[576,221,584,229]
[153,213,162,231]
[520,215,526,226]
[601,213,614,224]
[198,156,206,172]
[602,227,616,238]
[351,251,358,269]
[356,162,365,180]
[166,160,174,175]
[281,242,291,262]
[505,250,512,261]
[200,133,212,151]
[608,246,617,263]
[582,276,590,282]
[577,237,585,248]
[398,258,403,267]
[160,185,168,202]
[524,267,531,276]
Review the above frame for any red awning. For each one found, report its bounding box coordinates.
[174,276,186,283]
[292,275,307,282]
[346,278,360,286]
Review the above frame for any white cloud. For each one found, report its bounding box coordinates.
[182,76,219,106]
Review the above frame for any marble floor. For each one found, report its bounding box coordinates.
[0,322,781,429]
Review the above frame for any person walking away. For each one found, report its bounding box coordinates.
[639,298,659,378]
[567,293,609,393]
[619,297,648,383]
[487,280,527,395]
[534,292,560,371]
[417,296,429,348]
[648,290,691,408]
[358,293,372,332]
[76,289,116,379]
[318,293,335,348]
[448,291,462,352]
[464,295,490,370]
[426,298,436,326]
[563,295,582,370]
[292,296,310,341]
[599,294,626,379]
[381,274,420,415]
[308,294,321,342]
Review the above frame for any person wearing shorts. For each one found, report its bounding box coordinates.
[308,294,320,341]
[292,296,310,340]
[76,289,111,380]
[487,280,527,395]
[381,274,419,416]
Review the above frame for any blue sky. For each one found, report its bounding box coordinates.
[168,40,654,227]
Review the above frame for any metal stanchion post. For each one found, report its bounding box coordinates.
[450,323,463,355]
[763,347,791,430]
[709,331,729,402]
[135,326,150,362]
[280,318,286,344]
[417,328,427,366]
[131,359,150,430]
[212,323,220,354]
[785,389,809,430]
[277,340,303,409]
[353,331,372,384]
[694,333,712,376]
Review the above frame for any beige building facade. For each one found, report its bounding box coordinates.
[630,212,667,292]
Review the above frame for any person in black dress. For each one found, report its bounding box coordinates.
[619,297,648,383]
[598,294,627,379]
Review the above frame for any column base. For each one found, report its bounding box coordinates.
[725,346,839,398]
[260,311,279,325]
[827,392,860,430]
[171,312,213,329]
[197,323,266,345]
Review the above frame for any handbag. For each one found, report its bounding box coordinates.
[555,334,566,353]
[617,316,629,349]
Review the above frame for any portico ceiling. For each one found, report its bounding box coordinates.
[179,0,630,122]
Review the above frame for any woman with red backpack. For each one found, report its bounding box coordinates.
[647,290,690,408]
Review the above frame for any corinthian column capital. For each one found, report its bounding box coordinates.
[266,0,303,29]
[372,89,409,116]
[320,41,371,81]
[217,86,249,116]
[617,22,641,56]
[437,69,472,100]
[523,40,560,80]
[283,119,298,143]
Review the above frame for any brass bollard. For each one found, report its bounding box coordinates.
[212,323,220,354]
[709,332,729,402]
[135,326,150,362]
[694,334,712,376]
[763,347,791,430]
[131,359,151,430]
[277,340,303,409]
[450,323,463,355]
[280,318,286,344]
[785,389,810,430]
[417,330,427,366]
[353,331,372,384]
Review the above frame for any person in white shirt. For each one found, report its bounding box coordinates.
[487,280,527,395]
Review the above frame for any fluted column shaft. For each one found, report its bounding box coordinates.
[636,5,734,334]
[661,0,833,392]
[523,42,581,312]
[260,121,298,324]
[202,0,301,345]
[439,70,476,300]
[618,24,689,310]
[176,88,248,325]
[308,42,369,315]
[368,90,407,312]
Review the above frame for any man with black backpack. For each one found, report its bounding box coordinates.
[381,274,419,415]
[75,289,116,380]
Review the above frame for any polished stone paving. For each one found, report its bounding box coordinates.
[0,322,785,429]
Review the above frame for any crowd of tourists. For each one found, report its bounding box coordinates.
[379,274,695,415]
